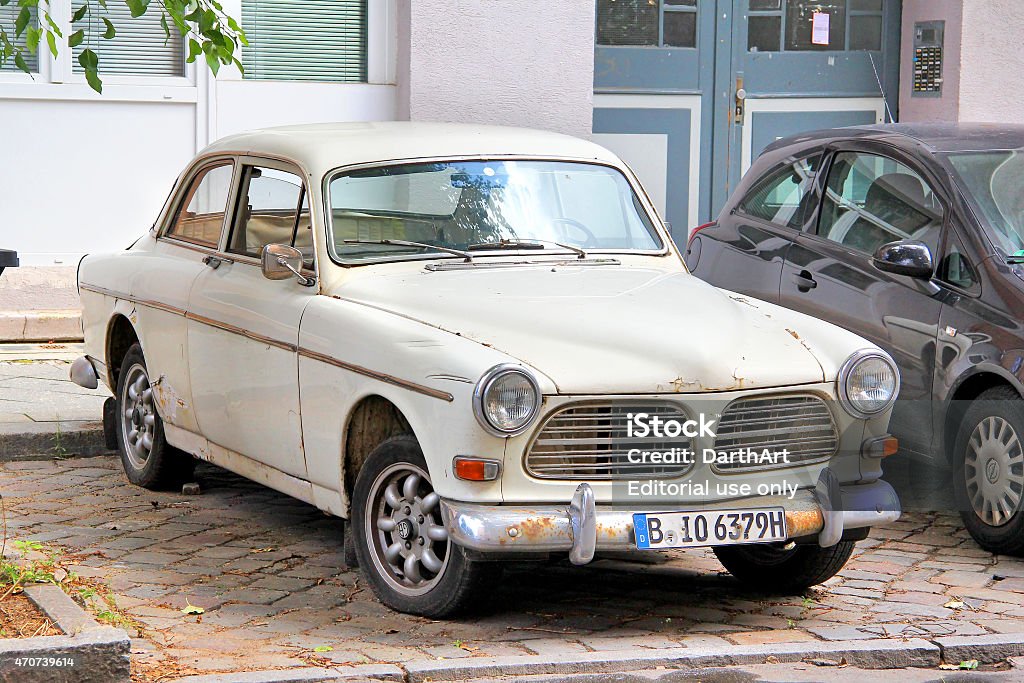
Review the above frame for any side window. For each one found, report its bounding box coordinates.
[736,154,822,229]
[939,229,980,293]
[166,163,234,247]
[228,166,312,265]
[817,152,944,257]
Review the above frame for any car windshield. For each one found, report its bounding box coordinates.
[326,160,663,263]
[947,149,1024,257]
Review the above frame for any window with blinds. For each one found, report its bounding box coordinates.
[71,3,184,76]
[242,0,367,83]
[0,4,38,72]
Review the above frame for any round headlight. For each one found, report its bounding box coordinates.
[474,365,541,436]
[838,350,900,419]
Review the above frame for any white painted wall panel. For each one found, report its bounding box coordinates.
[959,0,1024,123]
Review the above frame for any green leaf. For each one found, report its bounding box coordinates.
[204,48,220,76]
[125,0,148,18]
[71,4,88,23]
[181,604,204,615]
[13,51,28,73]
[68,29,84,47]
[0,1,10,7]
[45,29,56,57]
[15,6,30,37]
[102,16,115,39]
[77,46,97,70]
[313,646,333,653]
[97,0,106,7]
[160,12,169,40]
[84,67,102,93]
[44,12,62,37]
[25,26,40,51]
[186,37,200,63]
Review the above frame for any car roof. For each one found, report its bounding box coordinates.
[201,121,621,176]
[765,122,1024,155]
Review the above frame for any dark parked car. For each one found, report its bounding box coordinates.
[687,123,1024,554]
[0,249,17,276]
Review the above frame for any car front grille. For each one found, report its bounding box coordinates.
[712,395,838,472]
[525,402,694,480]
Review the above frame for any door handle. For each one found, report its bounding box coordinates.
[791,270,817,291]
[203,254,231,269]
[734,77,746,124]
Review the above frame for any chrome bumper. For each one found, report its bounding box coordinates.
[439,473,900,566]
[70,355,99,390]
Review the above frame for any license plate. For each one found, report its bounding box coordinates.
[633,507,787,550]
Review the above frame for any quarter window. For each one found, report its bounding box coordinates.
[228,166,312,265]
[242,0,367,82]
[166,163,234,248]
[596,0,698,49]
[71,2,185,76]
[736,155,822,229]
[817,152,943,257]
[939,230,979,293]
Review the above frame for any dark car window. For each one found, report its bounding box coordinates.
[736,154,822,229]
[817,152,944,258]
[939,229,980,293]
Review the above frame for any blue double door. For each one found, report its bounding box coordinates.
[593,0,901,244]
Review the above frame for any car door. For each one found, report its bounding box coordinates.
[186,156,317,478]
[780,145,945,456]
[688,152,823,304]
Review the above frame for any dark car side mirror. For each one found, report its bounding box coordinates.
[871,240,934,280]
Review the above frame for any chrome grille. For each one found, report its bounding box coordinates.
[713,395,838,472]
[525,402,693,480]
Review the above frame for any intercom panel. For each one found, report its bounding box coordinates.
[913,20,945,97]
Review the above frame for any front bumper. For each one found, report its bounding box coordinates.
[439,471,900,565]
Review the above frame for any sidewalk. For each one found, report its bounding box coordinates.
[0,343,110,459]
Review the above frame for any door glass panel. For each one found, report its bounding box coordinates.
[785,0,846,51]
[664,10,697,47]
[850,0,881,10]
[750,0,782,9]
[818,152,944,257]
[748,15,782,52]
[850,15,882,50]
[228,166,312,264]
[737,154,822,228]
[167,163,234,247]
[596,0,658,46]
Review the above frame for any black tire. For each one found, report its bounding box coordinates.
[351,435,498,617]
[115,343,194,490]
[714,541,855,593]
[953,386,1024,555]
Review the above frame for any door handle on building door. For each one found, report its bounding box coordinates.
[734,77,746,124]
[792,270,817,291]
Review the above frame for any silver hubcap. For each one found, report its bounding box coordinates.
[120,363,156,470]
[965,415,1024,527]
[365,463,450,596]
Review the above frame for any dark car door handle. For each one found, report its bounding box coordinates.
[791,271,817,291]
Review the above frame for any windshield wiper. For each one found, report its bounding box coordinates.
[467,238,587,259]
[343,239,472,261]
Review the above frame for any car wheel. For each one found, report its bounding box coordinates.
[115,343,194,489]
[713,541,855,593]
[351,435,497,617]
[954,386,1024,555]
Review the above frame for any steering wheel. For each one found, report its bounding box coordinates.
[549,217,598,249]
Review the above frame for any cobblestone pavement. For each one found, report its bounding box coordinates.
[3,456,1024,680]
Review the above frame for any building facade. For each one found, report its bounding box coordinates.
[0,1,1020,330]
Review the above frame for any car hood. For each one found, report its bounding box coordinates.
[332,264,826,394]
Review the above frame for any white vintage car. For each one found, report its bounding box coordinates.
[73,122,902,617]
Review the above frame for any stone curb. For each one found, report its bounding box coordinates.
[172,664,405,682]
[0,584,131,682]
[0,422,111,461]
[402,639,939,681]
[0,311,83,343]
[935,632,1024,664]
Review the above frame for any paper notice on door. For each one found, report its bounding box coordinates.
[811,12,830,45]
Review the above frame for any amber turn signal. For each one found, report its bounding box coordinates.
[453,457,500,481]
[863,435,899,458]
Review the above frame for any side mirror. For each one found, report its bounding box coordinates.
[260,244,315,286]
[871,240,934,279]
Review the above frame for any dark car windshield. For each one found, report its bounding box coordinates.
[947,150,1024,257]
[326,160,663,263]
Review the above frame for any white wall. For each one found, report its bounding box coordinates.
[398,0,595,137]
[959,0,1024,123]
[899,0,962,123]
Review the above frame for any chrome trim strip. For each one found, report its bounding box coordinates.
[298,347,454,402]
[77,283,453,402]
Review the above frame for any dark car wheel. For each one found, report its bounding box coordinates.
[714,541,855,593]
[115,343,194,489]
[351,435,498,618]
[954,386,1024,555]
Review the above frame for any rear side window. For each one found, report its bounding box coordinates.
[736,154,822,229]
[166,163,234,247]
